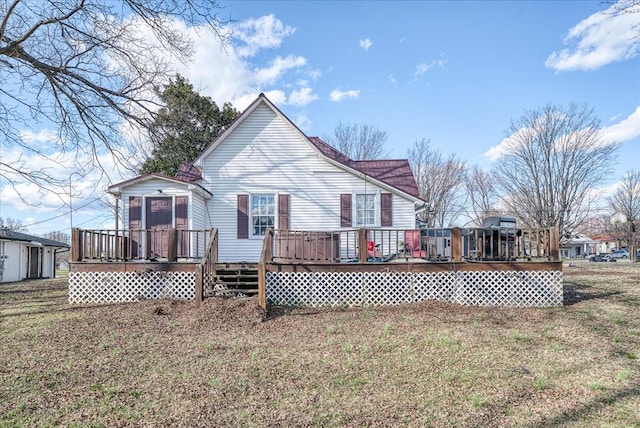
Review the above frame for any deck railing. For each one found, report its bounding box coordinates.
[267,226,560,264]
[196,228,218,306]
[71,228,216,262]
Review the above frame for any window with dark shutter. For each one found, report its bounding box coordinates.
[237,195,249,239]
[278,194,290,230]
[175,196,188,229]
[381,193,392,227]
[340,194,352,227]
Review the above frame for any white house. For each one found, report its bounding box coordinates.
[108,94,424,262]
[560,233,596,258]
[0,229,69,283]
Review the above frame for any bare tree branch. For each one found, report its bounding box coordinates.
[464,165,502,227]
[407,138,467,227]
[324,121,390,160]
[0,0,229,201]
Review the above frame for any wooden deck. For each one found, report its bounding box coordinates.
[68,226,562,308]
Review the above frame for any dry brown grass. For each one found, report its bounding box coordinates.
[1,261,639,427]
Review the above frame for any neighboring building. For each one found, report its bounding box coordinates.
[0,229,70,283]
[107,94,424,263]
[561,233,596,258]
[591,236,622,255]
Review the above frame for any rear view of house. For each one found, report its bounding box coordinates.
[108,93,425,262]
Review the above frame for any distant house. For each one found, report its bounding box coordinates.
[560,233,596,258]
[107,93,424,263]
[591,236,622,255]
[0,229,70,283]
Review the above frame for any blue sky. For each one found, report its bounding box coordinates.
[1,0,639,236]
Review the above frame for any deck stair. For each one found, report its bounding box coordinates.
[209,262,259,297]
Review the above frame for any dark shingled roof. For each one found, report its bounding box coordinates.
[175,163,202,182]
[0,229,69,248]
[308,137,421,199]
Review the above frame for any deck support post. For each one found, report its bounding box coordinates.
[358,228,368,263]
[194,264,203,307]
[167,228,176,262]
[451,228,462,261]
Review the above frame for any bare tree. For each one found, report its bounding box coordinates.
[494,103,619,239]
[0,0,229,199]
[408,138,467,227]
[0,217,26,232]
[607,170,640,260]
[43,230,70,244]
[577,213,616,237]
[324,122,389,160]
[464,165,502,227]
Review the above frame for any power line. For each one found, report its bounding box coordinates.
[21,197,104,228]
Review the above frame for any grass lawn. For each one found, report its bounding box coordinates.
[1,262,639,427]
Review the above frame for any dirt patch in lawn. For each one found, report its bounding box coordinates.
[1,262,639,427]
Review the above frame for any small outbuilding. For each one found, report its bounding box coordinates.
[0,229,69,283]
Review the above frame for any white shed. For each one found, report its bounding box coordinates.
[0,229,70,283]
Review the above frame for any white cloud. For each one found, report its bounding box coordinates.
[146,15,310,110]
[329,89,360,102]
[252,55,307,86]
[388,74,397,85]
[294,114,312,131]
[414,58,447,78]
[232,14,296,57]
[601,106,640,143]
[359,38,372,50]
[484,107,640,161]
[263,89,287,106]
[288,87,318,107]
[609,113,623,122]
[19,129,60,145]
[304,69,322,82]
[545,1,640,71]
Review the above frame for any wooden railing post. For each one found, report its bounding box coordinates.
[71,228,82,262]
[167,228,176,262]
[451,227,462,261]
[358,228,368,263]
[549,226,560,261]
[258,228,274,309]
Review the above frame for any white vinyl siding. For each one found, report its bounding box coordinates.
[200,103,418,262]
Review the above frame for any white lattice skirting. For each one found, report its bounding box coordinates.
[266,270,563,307]
[69,271,196,303]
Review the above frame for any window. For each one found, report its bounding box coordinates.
[356,194,376,227]
[251,194,275,236]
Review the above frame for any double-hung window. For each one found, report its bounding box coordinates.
[355,193,376,227]
[251,194,275,236]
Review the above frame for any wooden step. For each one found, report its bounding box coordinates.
[207,262,259,297]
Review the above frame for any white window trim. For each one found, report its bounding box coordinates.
[353,191,380,228]
[249,193,277,239]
